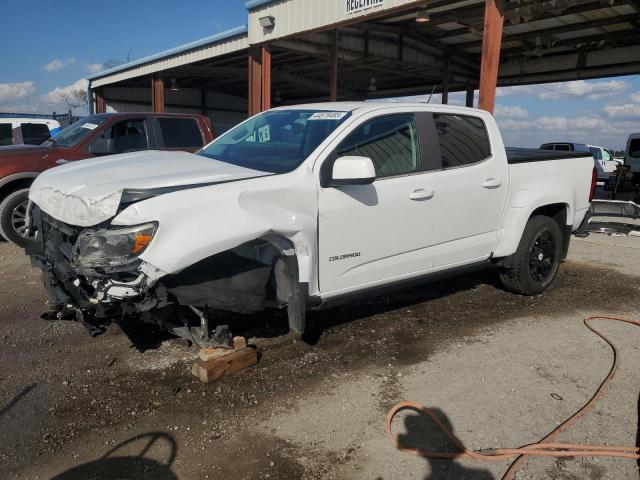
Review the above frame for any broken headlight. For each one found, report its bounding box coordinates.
[72,223,157,269]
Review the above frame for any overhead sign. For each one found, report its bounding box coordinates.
[346,0,385,15]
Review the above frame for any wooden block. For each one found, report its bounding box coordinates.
[192,347,258,383]
[233,336,247,350]
[198,347,234,362]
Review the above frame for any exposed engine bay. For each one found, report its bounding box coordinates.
[27,204,303,346]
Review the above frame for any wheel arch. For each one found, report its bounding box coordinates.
[0,173,39,202]
[493,200,572,259]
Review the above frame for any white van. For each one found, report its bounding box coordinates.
[0,118,61,146]
[626,133,640,171]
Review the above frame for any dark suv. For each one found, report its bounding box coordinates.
[0,112,215,246]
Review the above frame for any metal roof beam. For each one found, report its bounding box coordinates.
[455,13,640,50]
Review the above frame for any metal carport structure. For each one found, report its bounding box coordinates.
[87,0,640,131]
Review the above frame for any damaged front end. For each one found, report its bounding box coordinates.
[27,204,303,345]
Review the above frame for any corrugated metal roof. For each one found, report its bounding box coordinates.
[245,0,278,10]
[88,25,249,84]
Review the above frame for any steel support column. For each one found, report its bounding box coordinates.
[151,75,165,113]
[248,45,271,116]
[95,90,106,114]
[441,57,450,105]
[330,30,338,101]
[466,82,475,108]
[478,0,504,113]
[262,46,271,111]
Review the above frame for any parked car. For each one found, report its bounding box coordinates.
[540,142,616,180]
[0,118,61,146]
[602,133,640,198]
[26,103,596,343]
[0,112,215,246]
[540,142,591,153]
[626,133,640,169]
[588,144,619,180]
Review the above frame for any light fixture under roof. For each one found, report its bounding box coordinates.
[169,77,179,91]
[415,10,430,23]
[259,15,276,30]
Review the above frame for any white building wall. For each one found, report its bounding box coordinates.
[248,0,423,43]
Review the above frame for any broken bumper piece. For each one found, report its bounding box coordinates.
[576,200,640,236]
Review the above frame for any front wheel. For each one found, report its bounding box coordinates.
[498,215,563,295]
[0,189,36,248]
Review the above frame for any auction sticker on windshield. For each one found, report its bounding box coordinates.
[308,112,348,121]
[82,123,98,130]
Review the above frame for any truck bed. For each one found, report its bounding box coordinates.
[506,147,592,164]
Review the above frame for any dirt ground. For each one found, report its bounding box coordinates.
[1,234,639,480]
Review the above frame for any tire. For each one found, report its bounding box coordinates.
[0,189,36,248]
[499,215,563,296]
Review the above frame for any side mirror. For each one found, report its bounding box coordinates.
[89,138,115,156]
[330,156,376,186]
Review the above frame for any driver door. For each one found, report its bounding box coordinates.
[317,112,438,294]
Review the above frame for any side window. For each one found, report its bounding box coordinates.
[158,118,203,148]
[99,119,149,154]
[20,123,51,145]
[433,114,491,168]
[0,123,12,146]
[554,144,571,151]
[590,147,602,160]
[336,114,420,178]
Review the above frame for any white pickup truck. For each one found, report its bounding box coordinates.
[26,103,595,342]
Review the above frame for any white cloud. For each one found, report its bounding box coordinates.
[42,78,89,106]
[631,92,640,103]
[497,79,629,101]
[0,81,35,104]
[44,57,76,72]
[494,105,528,119]
[604,103,640,119]
[85,63,103,74]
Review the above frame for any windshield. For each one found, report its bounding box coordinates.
[199,109,351,173]
[42,115,108,147]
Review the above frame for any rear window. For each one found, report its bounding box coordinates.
[629,139,640,159]
[21,123,51,145]
[589,147,602,160]
[0,123,12,146]
[158,118,203,148]
[433,114,491,168]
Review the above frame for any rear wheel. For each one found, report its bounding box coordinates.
[0,189,36,248]
[499,215,563,295]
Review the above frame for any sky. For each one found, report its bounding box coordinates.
[0,0,639,150]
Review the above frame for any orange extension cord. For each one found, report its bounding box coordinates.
[386,316,640,480]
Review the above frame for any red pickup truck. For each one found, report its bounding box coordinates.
[0,112,215,246]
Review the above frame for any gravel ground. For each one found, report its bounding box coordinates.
[0,234,639,480]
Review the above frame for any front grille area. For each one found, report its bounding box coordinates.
[28,204,90,308]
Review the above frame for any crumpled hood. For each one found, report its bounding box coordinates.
[29,150,270,227]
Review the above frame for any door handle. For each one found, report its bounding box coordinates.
[482,178,502,189]
[409,189,435,201]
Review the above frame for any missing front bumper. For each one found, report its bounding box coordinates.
[576,200,640,236]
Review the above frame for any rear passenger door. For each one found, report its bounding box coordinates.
[424,113,508,267]
[154,117,205,152]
